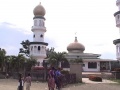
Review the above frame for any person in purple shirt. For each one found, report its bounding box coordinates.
[55,68,62,90]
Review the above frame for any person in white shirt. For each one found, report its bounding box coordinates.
[24,73,31,90]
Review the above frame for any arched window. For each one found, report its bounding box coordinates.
[38,46,40,50]
[33,34,35,38]
[118,15,119,19]
[43,22,44,27]
[39,20,41,26]
[31,46,33,51]
[34,20,37,26]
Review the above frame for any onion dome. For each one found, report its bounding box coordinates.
[33,2,46,16]
[67,37,85,52]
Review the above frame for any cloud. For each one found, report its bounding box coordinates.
[0,22,32,35]
[0,22,56,55]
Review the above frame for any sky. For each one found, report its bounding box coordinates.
[0,0,119,59]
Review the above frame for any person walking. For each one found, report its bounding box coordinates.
[55,68,62,90]
[18,73,24,90]
[24,73,31,90]
[48,67,55,90]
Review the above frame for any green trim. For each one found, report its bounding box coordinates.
[113,39,120,45]
[30,42,48,46]
[33,16,45,20]
[114,11,120,17]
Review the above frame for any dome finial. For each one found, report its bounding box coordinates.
[75,37,78,42]
[74,32,78,42]
[39,2,41,4]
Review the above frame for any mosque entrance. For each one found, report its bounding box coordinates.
[100,61,110,71]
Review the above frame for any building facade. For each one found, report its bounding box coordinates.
[65,37,115,72]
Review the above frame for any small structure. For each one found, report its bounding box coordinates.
[64,37,115,72]
[70,63,82,82]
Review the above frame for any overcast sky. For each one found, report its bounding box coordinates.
[0,0,119,59]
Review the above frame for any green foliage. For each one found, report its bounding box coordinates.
[109,79,120,84]
[0,48,6,71]
[26,56,37,71]
[70,58,83,63]
[46,47,68,68]
[19,40,30,57]
[61,70,69,75]
[49,52,67,68]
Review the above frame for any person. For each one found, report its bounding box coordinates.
[18,73,24,90]
[6,73,9,79]
[24,73,31,90]
[48,67,56,90]
[55,68,62,90]
[48,73,55,90]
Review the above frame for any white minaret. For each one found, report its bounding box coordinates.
[29,3,48,66]
[113,0,120,60]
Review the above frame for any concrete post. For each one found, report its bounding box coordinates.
[70,63,82,82]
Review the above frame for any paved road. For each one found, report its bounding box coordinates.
[0,79,120,90]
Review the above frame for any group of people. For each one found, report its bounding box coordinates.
[17,67,62,90]
[48,67,62,90]
[18,73,31,90]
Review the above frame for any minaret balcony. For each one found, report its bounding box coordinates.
[30,53,46,58]
[31,26,46,32]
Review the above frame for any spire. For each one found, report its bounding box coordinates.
[39,2,41,4]
[74,32,78,42]
[75,37,78,42]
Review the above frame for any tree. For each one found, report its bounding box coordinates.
[19,40,30,57]
[48,51,67,68]
[0,48,6,71]
[70,58,83,63]
[46,47,55,58]
[26,56,37,71]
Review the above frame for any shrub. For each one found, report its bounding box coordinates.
[61,70,69,75]
[31,66,44,70]
[114,68,120,72]
[89,75,102,82]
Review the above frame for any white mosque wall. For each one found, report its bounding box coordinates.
[83,61,100,72]
[33,30,45,42]
[30,44,46,58]
[116,43,120,60]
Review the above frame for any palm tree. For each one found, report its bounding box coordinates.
[16,54,27,72]
[48,52,67,68]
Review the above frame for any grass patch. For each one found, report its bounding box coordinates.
[62,82,84,88]
[109,79,120,83]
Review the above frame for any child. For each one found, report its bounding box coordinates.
[18,73,24,90]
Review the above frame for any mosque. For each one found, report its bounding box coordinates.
[29,3,116,72]
[65,37,115,72]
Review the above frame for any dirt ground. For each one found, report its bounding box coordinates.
[0,79,120,90]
